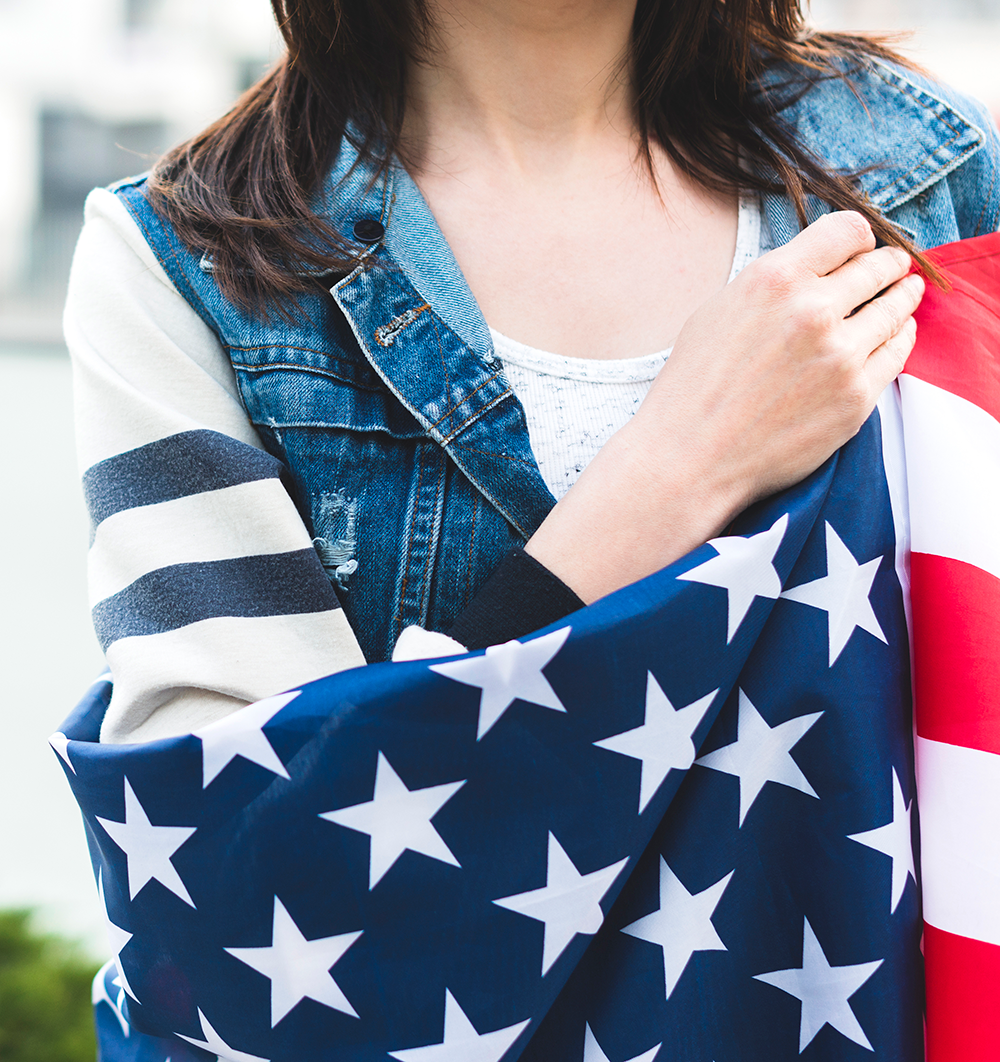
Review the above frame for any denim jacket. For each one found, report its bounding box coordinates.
[113,57,1000,664]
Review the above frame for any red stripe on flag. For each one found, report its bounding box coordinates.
[910,234,1000,1062]
[906,231,1000,424]
[911,552,1000,757]
[924,923,1000,1062]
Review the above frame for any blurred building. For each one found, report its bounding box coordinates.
[811,0,1000,120]
[0,0,276,342]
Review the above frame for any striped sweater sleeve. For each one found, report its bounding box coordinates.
[65,189,367,746]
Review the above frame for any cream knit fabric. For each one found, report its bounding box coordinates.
[493,194,762,500]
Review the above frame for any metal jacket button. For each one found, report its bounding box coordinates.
[353,218,385,244]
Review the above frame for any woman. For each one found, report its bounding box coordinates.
[67,0,999,747]
[64,3,1000,1058]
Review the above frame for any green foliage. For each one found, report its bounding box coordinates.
[0,909,99,1062]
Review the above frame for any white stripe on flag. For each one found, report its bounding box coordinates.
[899,374,1000,581]
[916,736,1000,946]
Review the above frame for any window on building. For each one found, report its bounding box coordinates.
[124,0,161,30]
[25,110,167,300]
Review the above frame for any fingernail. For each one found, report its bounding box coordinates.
[906,274,925,293]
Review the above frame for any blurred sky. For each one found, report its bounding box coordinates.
[0,0,998,960]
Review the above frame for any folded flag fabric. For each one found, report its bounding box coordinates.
[52,232,1000,1062]
[899,232,1000,1062]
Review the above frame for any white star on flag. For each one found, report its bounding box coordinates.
[621,857,733,999]
[176,1008,270,1062]
[92,959,130,1038]
[430,627,570,739]
[320,752,466,888]
[780,523,887,666]
[582,1023,661,1062]
[595,673,717,813]
[195,690,300,788]
[225,896,361,1026]
[847,768,916,914]
[754,918,883,1052]
[493,832,628,975]
[98,870,137,1001]
[695,690,822,825]
[49,732,75,773]
[678,513,788,642]
[96,777,197,906]
[388,989,530,1062]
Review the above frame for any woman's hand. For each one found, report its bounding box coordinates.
[525,211,924,603]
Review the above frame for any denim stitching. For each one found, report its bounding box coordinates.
[230,362,383,390]
[440,387,515,445]
[430,374,508,434]
[228,342,360,357]
[866,66,979,206]
[419,457,446,624]
[374,304,431,347]
[448,440,535,468]
[396,442,427,641]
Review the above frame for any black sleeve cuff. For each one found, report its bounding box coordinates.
[448,546,585,650]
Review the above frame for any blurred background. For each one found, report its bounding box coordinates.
[0,2,278,1055]
[0,0,997,1056]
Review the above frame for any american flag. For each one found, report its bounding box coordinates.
[900,232,1000,1062]
[52,233,999,1062]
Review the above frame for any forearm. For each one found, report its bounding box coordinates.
[446,432,736,647]
[523,421,740,604]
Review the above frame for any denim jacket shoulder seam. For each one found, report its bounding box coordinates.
[114,183,219,335]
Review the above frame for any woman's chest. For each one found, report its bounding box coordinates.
[412,163,740,359]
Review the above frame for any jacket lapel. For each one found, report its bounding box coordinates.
[326,149,555,540]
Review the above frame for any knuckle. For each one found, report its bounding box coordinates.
[748,257,797,297]
[890,247,913,275]
[874,295,903,334]
[894,319,918,363]
[836,210,874,247]
[795,295,838,336]
[880,345,906,379]
[857,251,888,291]
[827,333,857,365]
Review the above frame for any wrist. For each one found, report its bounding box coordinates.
[525,425,742,604]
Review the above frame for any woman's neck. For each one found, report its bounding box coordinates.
[398,0,739,361]
[402,0,639,180]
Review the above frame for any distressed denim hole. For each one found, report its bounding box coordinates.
[312,490,359,591]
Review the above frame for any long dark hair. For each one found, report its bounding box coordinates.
[148,0,933,313]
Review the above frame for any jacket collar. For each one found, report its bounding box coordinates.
[319,135,491,355]
[756,56,986,245]
[325,140,553,540]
